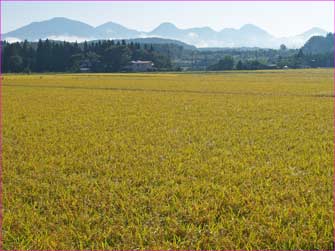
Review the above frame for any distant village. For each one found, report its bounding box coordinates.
[80,59,155,72]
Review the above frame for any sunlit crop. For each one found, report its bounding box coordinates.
[2,69,334,250]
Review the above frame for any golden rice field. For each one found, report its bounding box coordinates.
[2,69,334,250]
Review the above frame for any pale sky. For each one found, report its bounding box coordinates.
[2,1,334,37]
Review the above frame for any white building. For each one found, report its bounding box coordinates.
[127,60,154,72]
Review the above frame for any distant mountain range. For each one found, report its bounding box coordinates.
[3,17,330,48]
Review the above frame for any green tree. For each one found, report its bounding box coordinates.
[208,56,234,71]
[280,44,287,51]
[236,60,244,70]
[104,46,131,72]
[9,55,23,72]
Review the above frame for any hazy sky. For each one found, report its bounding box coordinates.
[2,1,334,36]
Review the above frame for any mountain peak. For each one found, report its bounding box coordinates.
[239,24,272,38]
[300,27,327,37]
[190,26,215,32]
[150,22,181,35]
[158,22,178,28]
[98,21,122,27]
[307,27,326,32]
[241,23,258,28]
[95,21,140,38]
[50,17,70,21]
[240,24,265,32]
[96,21,126,29]
[4,17,95,41]
[48,17,93,26]
[153,22,179,31]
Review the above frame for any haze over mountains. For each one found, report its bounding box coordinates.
[3,17,330,49]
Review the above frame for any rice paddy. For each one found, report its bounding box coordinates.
[1,69,334,250]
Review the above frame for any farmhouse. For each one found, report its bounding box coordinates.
[79,59,92,72]
[126,60,154,72]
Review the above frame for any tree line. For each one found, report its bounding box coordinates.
[1,39,172,73]
[206,50,333,71]
[1,33,334,73]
